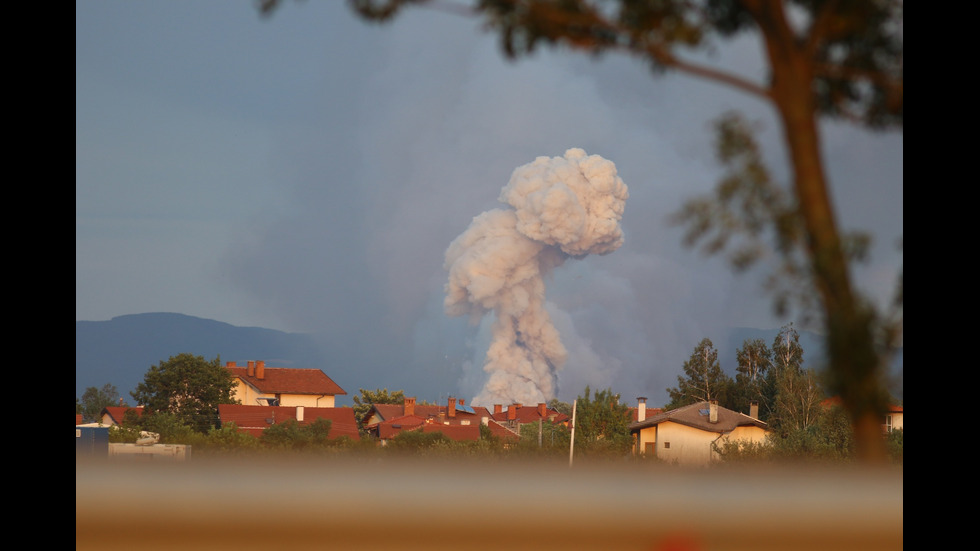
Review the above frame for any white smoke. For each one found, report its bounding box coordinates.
[444,148,629,406]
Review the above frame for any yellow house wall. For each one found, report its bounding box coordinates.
[637,422,769,466]
[637,426,657,454]
[231,379,336,408]
[887,412,903,432]
[656,421,720,466]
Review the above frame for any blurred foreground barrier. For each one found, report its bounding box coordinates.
[76,457,902,551]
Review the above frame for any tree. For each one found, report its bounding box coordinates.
[259,0,903,462]
[79,383,123,423]
[731,338,772,419]
[547,398,572,417]
[351,387,405,434]
[571,386,633,457]
[666,338,733,410]
[765,323,823,433]
[130,353,238,433]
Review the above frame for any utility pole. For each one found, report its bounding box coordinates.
[569,399,577,467]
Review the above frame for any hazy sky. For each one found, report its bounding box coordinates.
[75,2,903,405]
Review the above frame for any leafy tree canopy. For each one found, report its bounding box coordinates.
[79,383,123,423]
[352,387,405,433]
[572,386,633,456]
[131,353,238,433]
[666,338,734,410]
[731,337,773,419]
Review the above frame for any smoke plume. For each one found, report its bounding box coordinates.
[444,148,629,406]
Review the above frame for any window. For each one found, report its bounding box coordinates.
[663,442,671,449]
[884,415,893,433]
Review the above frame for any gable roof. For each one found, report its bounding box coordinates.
[421,423,480,441]
[629,401,767,434]
[483,403,571,425]
[363,399,486,427]
[100,406,144,425]
[218,404,360,440]
[226,363,346,396]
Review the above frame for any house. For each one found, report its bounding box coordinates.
[99,406,145,426]
[224,360,347,408]
[821,396,904,433]
[629,400,769,466]
[362,397,519,444]
[885,403,903,433]
[218,404,361,440]
[482,401,571,430]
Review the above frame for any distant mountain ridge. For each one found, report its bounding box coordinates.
[75,313,329,399]
[76,313,902,404]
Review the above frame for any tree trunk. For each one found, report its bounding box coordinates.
[749,0,889,463]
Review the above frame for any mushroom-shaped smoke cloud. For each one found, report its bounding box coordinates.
[444,148,629,407]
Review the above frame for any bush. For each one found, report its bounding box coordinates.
[886,428,903,464]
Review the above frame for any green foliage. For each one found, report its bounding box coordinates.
[547,398,572,417]
[130,353,238,433]
[352,387,405,434]
[572,386,633,457]
[886,428,903,464]
[384,429,452,453]
[665,338,733,410]
[765,324,823,433]
[202,423,261,454]
[108,424,141,443]
[731,338,773,419]
[517,418,570,456]
[139,411,206,446]
[260,418,336,451]
[79,383,123,423]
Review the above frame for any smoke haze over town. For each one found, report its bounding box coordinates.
[75,2,903,406]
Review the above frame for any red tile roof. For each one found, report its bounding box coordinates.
[226,364,346,396]
[483,403,571,425]
[376,415,426,440]
[100,406,145,425]
[364,402,489,426]
[218,404,360,440]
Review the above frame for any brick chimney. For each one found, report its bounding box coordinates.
[709,400,718,423]
[448,397,457,418]
[637,397,647,422]
[537,403,547,418]
[749,400,759,420]
[247,360,255,377]
[256,360,265,380]
[404,397,416,417]
[508,404,521,421]
[494,404,502,416]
